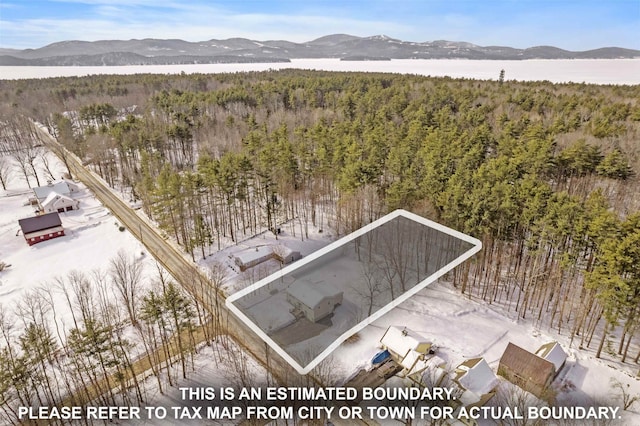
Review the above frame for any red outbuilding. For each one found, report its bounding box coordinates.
[18,212,65,246]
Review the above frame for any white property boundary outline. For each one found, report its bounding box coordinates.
[226,209,482,375]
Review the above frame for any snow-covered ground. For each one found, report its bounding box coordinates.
[0,153,159,345]
[124,203,640,425]
[1,58,639,84]
[200,223,334,295]
[125,339,271,426]
[117,273,640,425]
[2,150,639,426]
[330,280,640,425]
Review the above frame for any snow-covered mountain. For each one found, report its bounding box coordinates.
[2,34,638,66]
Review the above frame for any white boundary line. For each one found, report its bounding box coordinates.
[226,209,482,374]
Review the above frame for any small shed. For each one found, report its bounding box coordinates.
[380,326,432,363]
[535,341,567,376]
[498,342,556,401]
[41,192,80,213]
[287,280,343,322]
[273,244,302,265]
[18,212,65,246]
[454,358,499,407]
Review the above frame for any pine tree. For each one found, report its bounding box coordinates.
[587,214,640,358]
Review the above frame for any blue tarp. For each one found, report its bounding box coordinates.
[372,349,391,364]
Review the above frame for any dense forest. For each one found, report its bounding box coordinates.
[0,70,639,421]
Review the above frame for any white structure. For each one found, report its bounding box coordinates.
[407,355,447,385]
[33,180,80,202]
[234,246,274,271]
[287,279,343,322]
[535,341,568,376]
[380,326,432,364]
[454,358,499,407]
[234,244,302,271]
[273,244,302,265]
[41,192,80,213]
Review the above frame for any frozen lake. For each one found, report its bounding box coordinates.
[1,58,639,84]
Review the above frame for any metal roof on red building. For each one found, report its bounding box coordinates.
[18,212,63,234]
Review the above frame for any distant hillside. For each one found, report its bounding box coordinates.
[2,35,638,66]
[0,52,290,66]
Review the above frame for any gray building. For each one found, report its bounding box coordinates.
[287,280,343,322]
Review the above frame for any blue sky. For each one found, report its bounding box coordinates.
[1,0,638,50]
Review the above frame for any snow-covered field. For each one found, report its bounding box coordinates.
[0,153,159,342]
[3,151,638,425]
[1,58,639,84]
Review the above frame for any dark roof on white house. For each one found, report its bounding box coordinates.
[18,212,63,234]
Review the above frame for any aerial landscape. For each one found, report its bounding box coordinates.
[1,1,639,425]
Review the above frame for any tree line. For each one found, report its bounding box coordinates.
[1,70,639,397]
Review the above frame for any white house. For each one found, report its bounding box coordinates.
[33,180,80,202]
[535,341,567,376]
[41,192,80,213]
[379,326,432,364]
[453,358,499,408]
[287,279,343,322]
[234,244,302,271]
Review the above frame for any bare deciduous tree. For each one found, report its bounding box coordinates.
[353,263,384,316]
[0,156,11,190]
[207,261,228,342]
[492,385,545,426]
[109,249,143,326]
[610,378,640,411]
[3,116,43,187]
[39,152,57,182]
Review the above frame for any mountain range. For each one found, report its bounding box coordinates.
[2,34,639,66]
